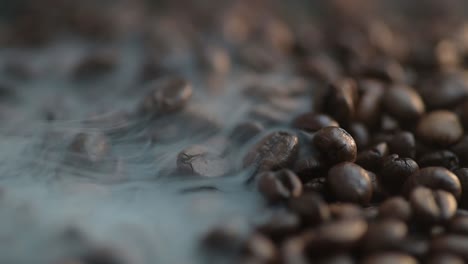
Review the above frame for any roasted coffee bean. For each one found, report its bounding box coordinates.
[404,167,461,200]
[361,252,418,264]
[288,192,330,226]
[292,113,339,132]
[451,136,468,167]
[139,77,193,115]
[418,150,459,170]
[419,72,468,109]
[430,235,468,260]
[202,225,246,253]
[328,162,373,205]
[355,79,384,127]
[360,219,408,253]
[379,154,419,194]
[347,122,369,149]
[329,203,363,220]
[293,156,326,182]
[177,145,229,177]
[256,211,300,241]
[410,187,457,225]
[242,233,276,262]
[416,110,463,147]
[388,131,416,158]
[379,197,412,222]
[359,58,405,83]
[243,131,299,171]
[453,168,468,208]
[356,142,389,172]
[322,78,358,124]
[383,85,425,122]
[313,127,357,165]
[300,54,342,83]
[281,234,309,264]
[448,216,468,235]
[302,177,327,193]
[257,170,303,202]
[427,254,464,264]
[230,121,264,144]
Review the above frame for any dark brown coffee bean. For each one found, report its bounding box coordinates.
[306,219,367,252]
[230,121,264,144]
[361,219,408,253]
[355,79,384,127]
[388,131,416,159]
[430,235,468,260]
[293,156,326,182]
[418,150,459,170]
[420,72,468,109]
[379,197,412,222]
[300,54,341,83]
[379,154,419,194]
[356,142,389,172]
[281,234,309,264]
[313,127,357,165]
[242,233,276,262]
[243,131,299,171]
[453,168,468,209]
[328,162,373,205]
[202,225,245,253]
[322,78,358,124]
[448,216,468,235]
[257,170,302,202]
[302,177,327,194]
[256,211,300,241]
[359,58,405,83]
[73,50,117,80]
[288,193,330,226]
[361,252,418,264]
[404,167,461,200]
[410,187,457,225]
[292,113,339,133]
[416,110,463,147]
[177,145,229,177]
[139,77,193,115]
[347,122,369,149]
[427,254,464,264]
[383,85,425,122]
[451,136,468,167]
[329,203,363,220]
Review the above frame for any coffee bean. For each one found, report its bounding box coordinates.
[420,72,468,109]
[139,77,193,115]
[243,131,299,171]
[328,162,373,205]
[356,142,389,172]
[379,197,412,222]
[379,154,419,194]
[453,168,468,209]
[448,216,468,235]
[451,136,468,167]
[302,177,327,193]
[416,110,463,147]
[292,113,339,133]
[388,131,416,159]
[361,252,418,264]
[230,121,264,144]
[257,169,303,202]
[202,225,246,253]
[404,167,461,200]
[418,150,459,170]
[457,99,468,129]
[427,254,464,264]
[300,54,342,83]
[329,203,363,220]
[361,219,408,253]
[430,235,468,260]
[177,145,229,177]
[360,58,405,83]
[242,233,276,262]
[355,79,384,127]
[410,187,457,225]
[313,127,357,165]
[293,156,326,182]
[256,211,300,241]
[383,85,425,122]
[347,122,369,149]
[322,78,358,124]
[288,192,330,226]
[395,236,430,258]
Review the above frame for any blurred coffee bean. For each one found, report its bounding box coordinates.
[243,131,299,171]
[383,85,425,122]
[293,156,326,182]
[347,122,369,149]
[430,235,468,260]
[388,131,416,158]
[419,72,468,109]
[359,58,405,83]
[177,145,229,177]
[328,203,363,220]
[451,136,468,167]
[73,50,118,80]
[322,78,358,124]
[418,150,459,170]
[379,154,419,194]
[453,168,468,209]
[292,113,339,133]
[416,110,463,147]
[410,187,457,225]
[356,142,389,172]
[457,99,468,129]
[313,127,357,165]
[355,79,384,127]
[256,211,300,242]
[361,252,418,264]
[302,177,327,194]
[427,254,464,264]
[360,219,408,253]
[242,233,276,262]
[230,121,264,144]
[404,167,461,200]
[288,192,330,226]
[379,197,412,222]
[300,54,342,83]
[202,225,245,253]
[448,216,468,235]
[257,170,303,202]
[379,114,400,132]
[327,162,373,205]
[139,77,193,115]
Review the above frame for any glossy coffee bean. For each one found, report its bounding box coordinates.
[292,113,339,132]
[257,170,303,202]
[430,235,468,260]
[288,193,330,226]
[388,131,416,158]
[427,254,464,264]
[453,168,468,209]
[383,85,425,122]
[243,131,299,171]
[177,145,229,177]
[379,154,419,194]
[361,252,418,264]
[379,197,412,222]
[356,142,389,172]
[313,127,357,165]
[418,150,459,170]
[410,187,457,225]
[322,78,358,124]
[360,219,408,253]
[404,167,461,200]
[327,162,373,205]
[416,110,463,147]
[139,77,193,115]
